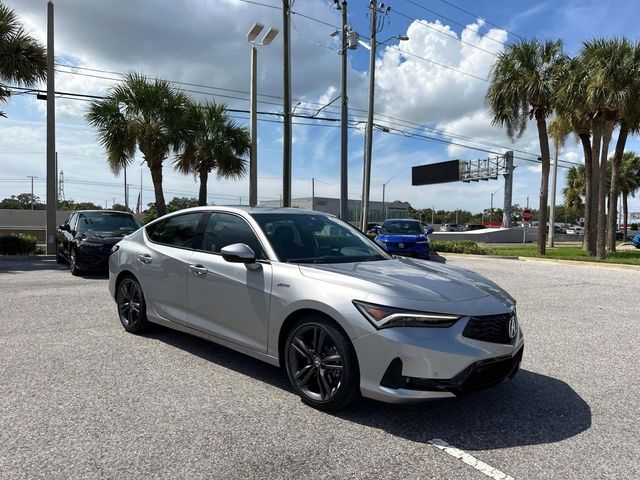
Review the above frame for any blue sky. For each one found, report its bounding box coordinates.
[2,0,640,215]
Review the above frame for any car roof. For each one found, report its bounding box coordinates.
[74,210,134,214]
[383,218,419,222]
[158,205,333,217]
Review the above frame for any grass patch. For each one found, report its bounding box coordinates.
[431,240,496,255]
[494,245,640,266]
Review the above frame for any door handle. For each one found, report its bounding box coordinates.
[137,254,153,264]
[189,264,208,276]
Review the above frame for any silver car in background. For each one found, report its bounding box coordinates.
[109,207,523,411]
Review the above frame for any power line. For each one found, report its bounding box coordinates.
[436,0,524,41]
[399,0,510,47]
[391,8,501,58]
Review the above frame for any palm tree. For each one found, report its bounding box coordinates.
[618,152,640,240]
[563,165,585,212]
[555,58,597,255]
[86,73,189,217]
[174,101,249,206]
[486,39,567,255]
[580,38,635,258]
[548,117,570,247]
[0,3,46,117]
[606,42,640,251]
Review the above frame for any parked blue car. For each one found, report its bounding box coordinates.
[632,233,640,248]
[375,219,433,259]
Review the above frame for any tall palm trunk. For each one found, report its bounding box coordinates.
[198,168,208,206]
[588,118,603,256]
[579,133,593,253]
[607,123,629,251]
[623,193,629,240]
[596,118,614,259]
[535,112,551,255]
[149,162,166,217]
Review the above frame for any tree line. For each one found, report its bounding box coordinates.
[487,38,640,258]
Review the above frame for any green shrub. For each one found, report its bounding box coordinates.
[366,232,377,239]
[631,223,639,230]
[0,234,38,255]
[430,240,495,255]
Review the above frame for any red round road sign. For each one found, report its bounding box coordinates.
[523,209,532,222]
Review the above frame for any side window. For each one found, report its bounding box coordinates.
[67,213,78,231]
[146,213,202,248]
[202,213,265,259]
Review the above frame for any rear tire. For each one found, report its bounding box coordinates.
[284,317,360,411]
[116,276,149,333]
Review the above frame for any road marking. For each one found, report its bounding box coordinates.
[429,438,514,480]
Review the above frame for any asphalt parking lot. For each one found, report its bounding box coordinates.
[0,256,638,479]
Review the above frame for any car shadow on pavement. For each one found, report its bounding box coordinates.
[0,258,67,273]
[143,325,591,451]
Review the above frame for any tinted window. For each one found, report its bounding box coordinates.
[146,213,202,248]
[67,213,78,231]
[381,220,423,235]
[77,212,140,233]
[252,213,388,264]
[202,213,265,259]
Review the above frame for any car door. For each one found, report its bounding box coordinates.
[186,212,272,352]
[137,211,204,325]
[59,213,77,258]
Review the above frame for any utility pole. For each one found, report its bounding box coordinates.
[124,165,128,210]
[361,2,380,231]
[339,0,349,220]
[490,192,494,224]
[502,151,514,228]
[311,177,315,210]
[27,176,37,210]
[46,1,56,254]
[282,0,293,207]
[548,147,559,247]
[382,183,385,221]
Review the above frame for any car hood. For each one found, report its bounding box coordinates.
[376,233,426,242]
[299,257,511,303]
[77,231,132,243]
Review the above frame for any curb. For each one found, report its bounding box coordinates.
[0,255,56,261]
[440,252,640,272]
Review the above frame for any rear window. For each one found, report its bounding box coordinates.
[146,213,202,248]
[77,212,140,232]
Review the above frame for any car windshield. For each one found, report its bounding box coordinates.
[381,220,423,235]
[77,212,140,233]
[251,213,390,264]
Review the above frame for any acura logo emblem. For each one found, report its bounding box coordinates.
[508,316,518,339]
[398,243,405,248]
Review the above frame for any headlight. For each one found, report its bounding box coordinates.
[416,240,429,244]
[353,300,460,329]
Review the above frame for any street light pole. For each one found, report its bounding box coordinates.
[249,43,258,206]
[247,24,278,207]
[548,145,560,247]
[382,175,393,221]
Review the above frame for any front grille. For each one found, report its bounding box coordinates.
[388,242,416,249]
[462,313,515,344]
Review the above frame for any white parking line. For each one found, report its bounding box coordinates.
[429,438,514,480]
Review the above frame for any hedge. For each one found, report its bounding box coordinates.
[0,234,38,255]
[430,240,495,255]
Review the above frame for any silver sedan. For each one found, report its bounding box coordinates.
[109,206,523,411]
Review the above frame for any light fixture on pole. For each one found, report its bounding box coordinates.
[490,184,503,225]
[247,22,278,207]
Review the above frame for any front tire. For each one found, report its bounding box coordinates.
[116,276,149,333]
[284,317,360,411]
[69,248,81,276]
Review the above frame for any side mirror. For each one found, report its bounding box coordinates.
[426,227,434,234]
[221,243,256,264]
[59,224,70,232]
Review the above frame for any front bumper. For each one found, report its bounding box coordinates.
[352,316,524,403]
[380,243,430,258]
[75,244,113,270]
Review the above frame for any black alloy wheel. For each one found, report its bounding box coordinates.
[285,318,359,411]
[116,277,149,333]
[69,248,81,276]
